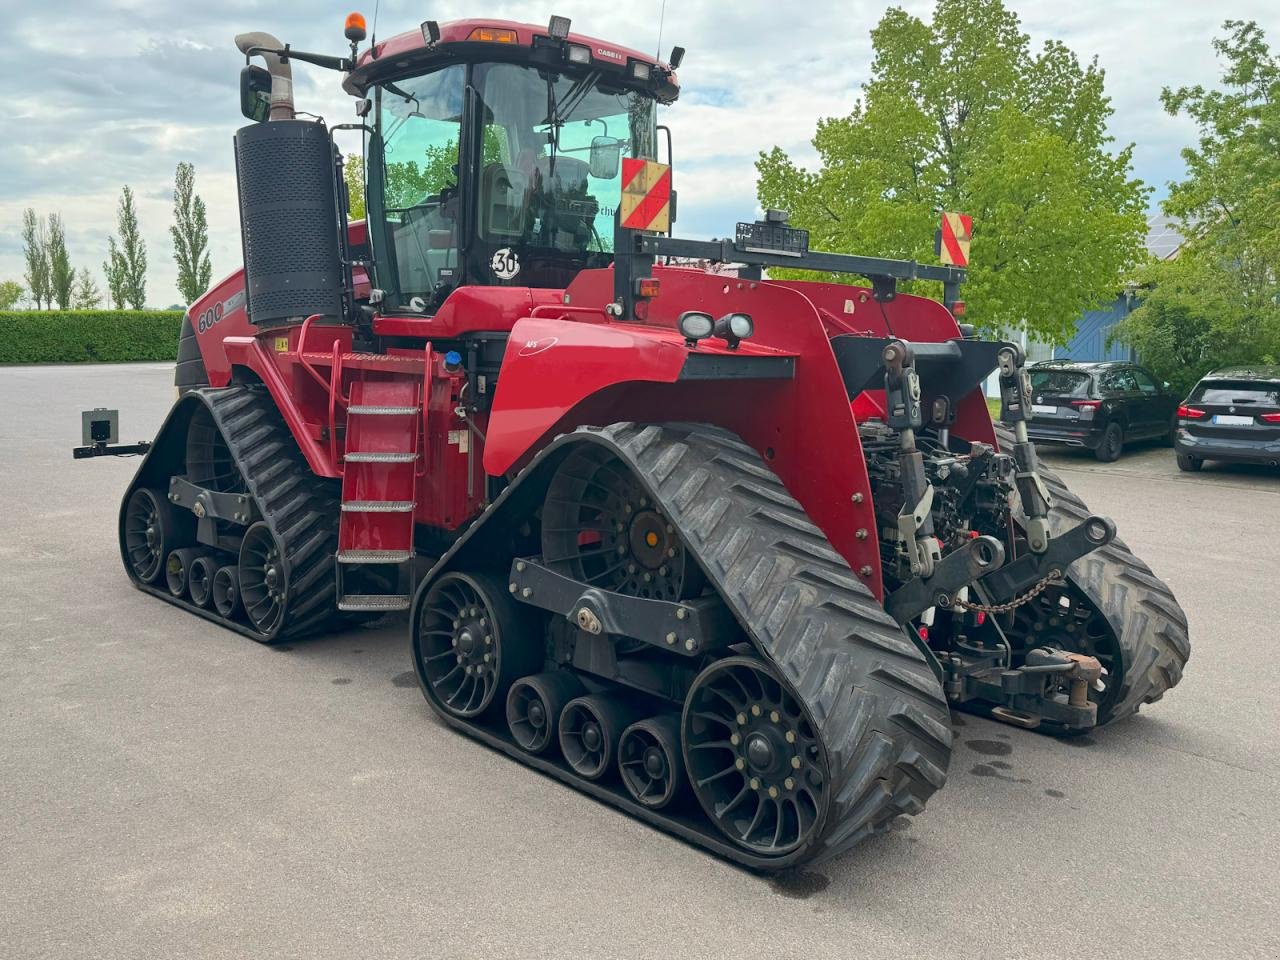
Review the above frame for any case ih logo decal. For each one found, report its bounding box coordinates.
[620,159,672,233]
[517,337,558,357]
[195,289,246,334]
[939,212,972,267]
[596,48,624,62]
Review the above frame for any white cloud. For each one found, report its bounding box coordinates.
[0,0,1273,305]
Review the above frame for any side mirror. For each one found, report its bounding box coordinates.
[589,136,623,179]
[240,65,272,122]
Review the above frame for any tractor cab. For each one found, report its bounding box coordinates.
[341,18,679,314]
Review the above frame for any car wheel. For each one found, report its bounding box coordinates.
[1095,422,1123,462]
[1176,452,1203,472]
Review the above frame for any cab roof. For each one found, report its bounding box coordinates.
[345,18,679,102]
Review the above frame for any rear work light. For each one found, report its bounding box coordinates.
[469,26,518,43]
[566,43,591,64]
[1261,412,1280,424]
[1177,405,1207,419]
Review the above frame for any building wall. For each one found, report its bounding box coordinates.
[1053,295,1136,362]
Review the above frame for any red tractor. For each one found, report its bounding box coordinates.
[82,14,1188,870]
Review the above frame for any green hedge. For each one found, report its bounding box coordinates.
[0,310,184,363]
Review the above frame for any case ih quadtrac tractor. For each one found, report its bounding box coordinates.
[81,14,1189,870]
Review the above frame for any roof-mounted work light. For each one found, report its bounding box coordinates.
[669,46,685,69]
[548,15,571,39]
[421,20,441,44]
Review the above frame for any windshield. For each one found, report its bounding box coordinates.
[1030,369,1092,398]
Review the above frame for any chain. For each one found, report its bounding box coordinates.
[952,572,1064,615]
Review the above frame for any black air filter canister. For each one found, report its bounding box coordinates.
[233,119,345,328]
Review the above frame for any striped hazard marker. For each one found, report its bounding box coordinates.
[939,212,972,267]
[619,158,672,232]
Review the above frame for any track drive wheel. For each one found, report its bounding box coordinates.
[683,657,827,858]
[238,522,288,638]
[122,488,193,585]
[416,572,541,719]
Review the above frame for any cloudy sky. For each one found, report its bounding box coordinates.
[2,0,1272,307]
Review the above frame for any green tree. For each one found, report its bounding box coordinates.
[72,268,102,309]
[344,154,366,219]
[0,280,23,310]
[170,162,212,304]
[755,0,1149,343]
[110,186,148,310]
[47,213,74,310]
[103,238,127,310]
[21,209,50,310]
[1114,21,1280,391]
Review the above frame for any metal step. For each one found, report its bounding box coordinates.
[341,500,415,513]
[337,549,414,564]
[347,405,419,416]
[338,594,412,612]
[344,451,417,463]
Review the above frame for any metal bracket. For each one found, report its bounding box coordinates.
[168,476,256,525]
[508,558,736,656]
[885,534,1006,624]
[980,515,1116,602]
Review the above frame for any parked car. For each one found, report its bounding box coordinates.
[1173,366,1280,471]
[1024,360,1178,462]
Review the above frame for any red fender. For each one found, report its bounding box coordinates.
[485,267,892,598]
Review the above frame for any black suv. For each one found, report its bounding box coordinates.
[1174,366,1280,471]
[1025,360,1178,462]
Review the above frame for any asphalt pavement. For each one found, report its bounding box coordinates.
[1,362,1277,960]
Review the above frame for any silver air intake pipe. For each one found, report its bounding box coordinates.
[235,31,294,121]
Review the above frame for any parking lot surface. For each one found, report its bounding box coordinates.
[2,363,1277,960]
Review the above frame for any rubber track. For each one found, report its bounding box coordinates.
[122,385,341,643]
[416,423,953,868]
[995,424,1190,722]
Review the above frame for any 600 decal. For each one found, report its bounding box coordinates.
[194,289,246,334]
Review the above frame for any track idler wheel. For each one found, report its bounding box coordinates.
[238,522,288,637]
[683,657,828,858]
[506,672,585,754]
[122,488,193,585]
[212,565,241,618]
[165,547,207,599]
[558,695,637,781]
[188,555,220,608]
[618,714,685,809]
[417,572,541,719]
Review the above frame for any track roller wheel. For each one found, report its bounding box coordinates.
[559,695,637,781]
[238,522,287,637]
[618,714,685,809]
[683,657,827,858]
[165,547,205,599]
[417,572,541,719]
[122,488,193,585]
[187,554,220,608]
[212,565,241,618]
[506,672,585,754]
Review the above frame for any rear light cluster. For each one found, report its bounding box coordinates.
[1261,413,1280,424]
[1177,405,1206,419]
[1070,400,1101,410]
